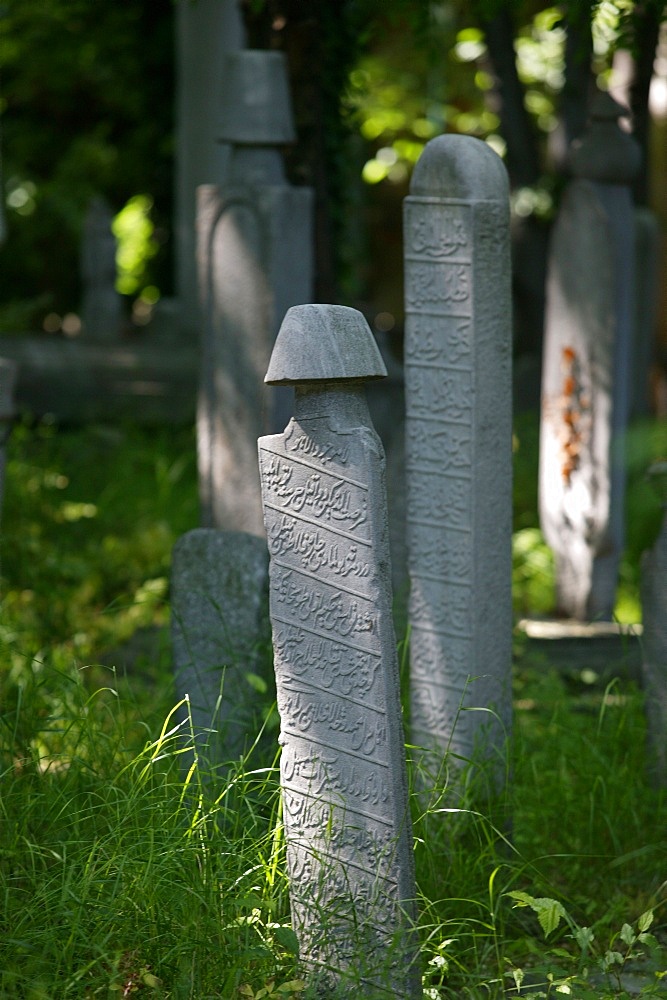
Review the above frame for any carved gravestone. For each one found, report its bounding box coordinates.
[258,305,420,998]
[80,197,123,341]
[403,135,513,791]
[197,50,313,535]
[539,93,640,620]
[0,358,17,526]
[171,529,270,766]
[640,463,667,786]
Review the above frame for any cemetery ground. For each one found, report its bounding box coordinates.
[1,416,666,999]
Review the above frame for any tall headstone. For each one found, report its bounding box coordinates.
[640,462,667,786]
[403,135,513,791]
[197,50,314,536]
[171,529,270,766]
[0,358,17,526]
[174,0,244,337]
[258,305,420,998]
[80,197,123,341]
[632,207,661,419]
[539,93,641,620]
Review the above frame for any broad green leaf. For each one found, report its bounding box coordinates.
[575,926,595,951]
[638,909,654,933]
[273,926,300,956]
[620,923,635,946]
[535,898,567,937]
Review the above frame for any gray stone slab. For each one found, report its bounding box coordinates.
[80,197,123,342]
[403,135,513,793]
[640,463,667,785]
[540,93,640,621]
[196,51,314,535]
[259,304,420,998]
[0,357,17,529]
[171,528,270,766]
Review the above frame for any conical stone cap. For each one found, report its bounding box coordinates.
[569,91,640,183]
[218,50,295,145]
[265,304,387,385]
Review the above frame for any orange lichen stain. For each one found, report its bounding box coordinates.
[559,346,589,486]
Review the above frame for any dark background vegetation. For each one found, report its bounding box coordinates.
[1,0,666,371]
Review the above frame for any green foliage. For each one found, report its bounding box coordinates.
[0,0,174,325]
[2,421,667,996]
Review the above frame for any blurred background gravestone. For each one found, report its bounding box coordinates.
[80,197,124,342]
[259,304,420,998]
[197,50,314,536]
[171,528,270,769]
[0,358,17,527]
[403,134,513,796]
[640,462,667,786]
[539,92,641,621]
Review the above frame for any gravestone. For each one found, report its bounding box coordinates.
[403,135,513,791]
[640,463,667,786]
[539,93,640,620]
[80,197,123,341]
[174,0,244,336]
[0,358,17,525]
[197,50,313,536]
[632,207,661,419]
[171,528,270,766]
[258,305,420,998]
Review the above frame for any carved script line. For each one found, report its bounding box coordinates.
[405,464,473,481]
[282,675,385,713]
[271,557,372,602]
[409,675,473,696]
[280,725,391,768]
[404,466,473,481]
[272,613,379,654]
[411,622,471,639]
[405,410,471,427]
[264,501,373,545]
[405,307,472,319]
[260,444,367,490]
[283,781,392,826]
[288,842,400,886]
[283,780,394,828]
[407,360,473,373]
[409,568,472,586]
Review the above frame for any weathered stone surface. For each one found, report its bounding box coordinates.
[80,197,123,341]
[539,94,639,620]
[174,0,244,336]
[171,528,270,765]
[0,357,17,526]
[259,305,420,998]
[640,463,667,785]
[197,51,313,535]
[218,50,295,145]
[403,135,513,789]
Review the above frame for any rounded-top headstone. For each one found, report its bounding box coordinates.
[569,91,641,184]
[218,50,296,145]
[409,133,509,200]
[265,304,387,385]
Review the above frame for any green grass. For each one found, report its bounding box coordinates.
[1,418,666,998]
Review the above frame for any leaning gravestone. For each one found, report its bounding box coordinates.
[171,529,270,766]
[640,462,667,786]
[80,197,123,341]
[403,135,513,792]
[0,358,17,526]
[259,305,420,998]
[539,92,640,620]
[197,50,313,536]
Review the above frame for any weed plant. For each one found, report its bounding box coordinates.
[1,420,666,997]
